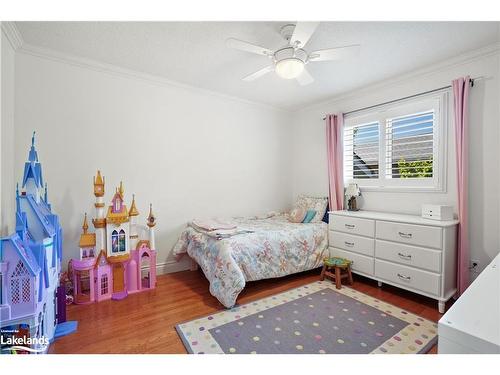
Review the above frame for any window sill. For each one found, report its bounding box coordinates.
[354,185,446,193]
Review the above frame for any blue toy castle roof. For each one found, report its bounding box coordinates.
[18,194,56,240]
[22,162,44,189]
[0,234,41,277]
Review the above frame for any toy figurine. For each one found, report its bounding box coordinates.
[71,171,157,304]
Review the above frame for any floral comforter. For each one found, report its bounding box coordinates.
[172,215,329,308]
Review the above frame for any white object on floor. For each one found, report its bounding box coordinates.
[421,204,454,221]
[438,253,500,353]
[329,210,458,313]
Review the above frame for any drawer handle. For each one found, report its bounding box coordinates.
[398,231,413,239]
[344,241,354,247]
[397,273,411,281]
[345,224,355,229]
[398,252,412,260]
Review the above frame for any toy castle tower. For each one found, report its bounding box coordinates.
[92,171,106,256]
[70,171,157,304]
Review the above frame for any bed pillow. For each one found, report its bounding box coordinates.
[295,194,329,223]
[287,207,307,223]
[302,210,317,223]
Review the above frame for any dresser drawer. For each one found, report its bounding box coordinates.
[329,215,375,237]
[375,240,441,273]
[375,259,440,296]
[376,221,442,249]
[330,247,374,276]
[330,231,374,256]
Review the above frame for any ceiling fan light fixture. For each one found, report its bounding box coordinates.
[226,22,359,85]
[275,58,305,79]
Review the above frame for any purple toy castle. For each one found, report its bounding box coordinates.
[0,133,69,354]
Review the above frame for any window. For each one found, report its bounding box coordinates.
[385,111,434,180]
[114,197,121,212]
[119,229,126,252]
[101,274,108,295]
[343,93,447,191]
[344,121,380,180]
[111,230,119,253]
[10,260,30,305]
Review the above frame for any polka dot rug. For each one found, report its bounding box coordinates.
[175,280,438,354]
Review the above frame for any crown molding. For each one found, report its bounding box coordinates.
[299,41,500,113]
[1,21,23,50]
[16,42,291,113]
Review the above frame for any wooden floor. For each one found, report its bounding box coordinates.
[50,268,446,354]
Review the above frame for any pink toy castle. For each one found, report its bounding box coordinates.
[70,171,157,304]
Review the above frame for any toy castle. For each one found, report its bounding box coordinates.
[70,172,157,304]
[0,133,69,354]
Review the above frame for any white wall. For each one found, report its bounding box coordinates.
[6,35,500,280]
[1,29,16,236]
[13,51,293,272]
[291,46,500,275]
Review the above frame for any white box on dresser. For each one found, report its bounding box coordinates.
[421,204,454,221]
[328,210,459,313]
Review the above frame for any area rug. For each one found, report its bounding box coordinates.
[175,280,438,354]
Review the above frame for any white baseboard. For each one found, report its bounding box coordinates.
[144,258,192,275]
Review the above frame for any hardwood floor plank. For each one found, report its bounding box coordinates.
[50,268,446,354]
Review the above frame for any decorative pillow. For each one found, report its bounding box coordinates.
[287,208,307,223]
[295,194,328,223]
[302,210,317,223]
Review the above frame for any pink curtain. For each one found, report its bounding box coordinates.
[452,76,470,296]
[326,113,344,210]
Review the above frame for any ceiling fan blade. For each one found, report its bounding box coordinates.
[242,66,274,82]
[290,22,319,48]
[226,38,273,56]
[296,67,314,86]
[309,44,361,62]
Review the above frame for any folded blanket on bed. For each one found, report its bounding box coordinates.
[188,223,253,240]
[191,218,237,231]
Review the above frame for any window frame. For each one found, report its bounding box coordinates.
[343,92,448,192]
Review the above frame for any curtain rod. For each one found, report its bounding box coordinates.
[322,77,480,121]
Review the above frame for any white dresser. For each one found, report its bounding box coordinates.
[438,253,500,353]
[329,210,458,313]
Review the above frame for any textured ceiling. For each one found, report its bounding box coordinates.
[15,21,499,109]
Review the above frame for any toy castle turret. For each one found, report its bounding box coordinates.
[71,171,157,304]
[128,195,140,250]
[147,204,156,250]
[22,131,44,203]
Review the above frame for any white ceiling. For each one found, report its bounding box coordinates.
[15,21,499,109]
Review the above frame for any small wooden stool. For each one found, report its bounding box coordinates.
[320,257,353,289]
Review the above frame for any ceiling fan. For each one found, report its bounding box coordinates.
[226,22,360,85]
